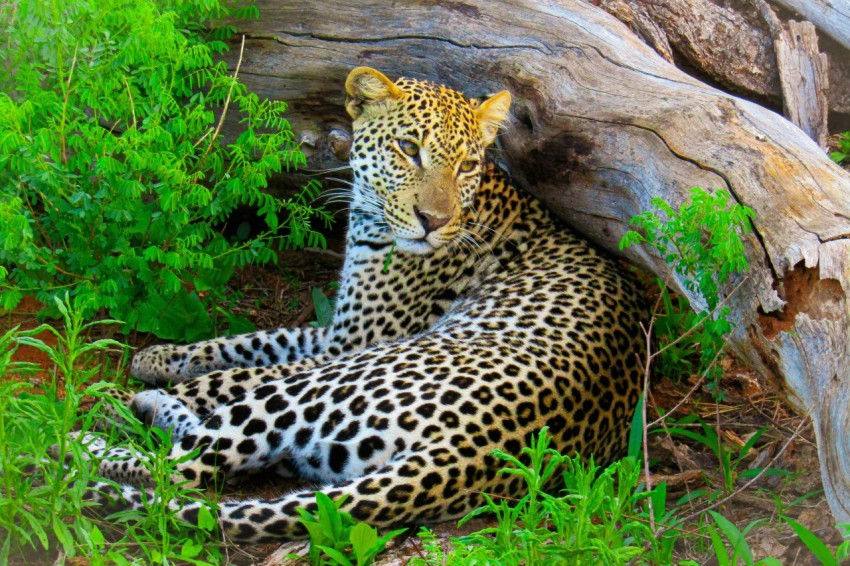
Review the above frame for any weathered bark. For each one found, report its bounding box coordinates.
[227,0,850,523]
[595,0,778,101]
[593,0,850,116]
[752,0,830,148]
[770,0,850,51]
[773,20,829,149]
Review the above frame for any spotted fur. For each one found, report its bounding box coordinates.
[84,67,646,542]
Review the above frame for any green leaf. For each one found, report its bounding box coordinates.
[181,539,203,558]
[197,505,217,531]
[302,520,330,547]
[382,242,396,274]
[195,254,236,291]
[350,522,379,564]
[226,312,255,335]
[89,524,105,547]
[627,394,644,459]
[781,516,837,566]
[317,545,353,566]
[310,287,334,328]
[709,510,754,566]
[705,522,731,566]
[316,492,344,541]
[132,290,212,342]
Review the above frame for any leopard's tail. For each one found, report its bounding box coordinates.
[86,448,477,542]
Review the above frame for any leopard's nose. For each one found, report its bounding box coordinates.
[414,206,451,234]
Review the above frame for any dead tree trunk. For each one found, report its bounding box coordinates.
[771,0,850,50]
[227,0,850,523]
[592,0,850,118]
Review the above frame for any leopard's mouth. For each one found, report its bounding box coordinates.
[394,236,444,255]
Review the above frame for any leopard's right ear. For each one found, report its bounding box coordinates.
[345,67,403,120]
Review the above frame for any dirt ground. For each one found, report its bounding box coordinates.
[2,245,846,565]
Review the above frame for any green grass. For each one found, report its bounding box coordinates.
[0,295,221,564]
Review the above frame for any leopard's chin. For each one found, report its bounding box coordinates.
[394,238,437,255]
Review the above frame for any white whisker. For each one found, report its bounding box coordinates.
[326,177,355,187]
[302,165,353,176]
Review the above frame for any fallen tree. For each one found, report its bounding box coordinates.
[592,0,850,117]
[224,0,850,523]
[771,0,850,50]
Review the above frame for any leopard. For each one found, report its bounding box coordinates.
[80,67,646,543]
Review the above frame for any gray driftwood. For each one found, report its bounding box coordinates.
[593,0,850,116]
[770,0,850,51]
[227,0,850,523]
[773,20,830,150]
[752,0,830,149]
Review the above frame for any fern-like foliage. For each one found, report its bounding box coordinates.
[620,188,754,392]
[0,0,332,340]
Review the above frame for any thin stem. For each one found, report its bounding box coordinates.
[58,46,78,165]
[640,318,656,533]
[201,34,245,161]
[655,411,811,536]
[653,276,748,359]
[123,76,137,129]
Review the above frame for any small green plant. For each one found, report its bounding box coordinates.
[650,288,704,379]
[692,511,782,566]
[448,428,654,564]
[104,424,223,565]
[15,294,125,398]
[292,492,407,566]
[409,527,445,565]
[0,294,126,560]
[665,415,788,498]
[0,0,332,341]
[620,187,754,391]
[0,295,223,563]
[831,132,850,164]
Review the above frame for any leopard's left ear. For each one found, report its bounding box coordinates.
[345,67,403,120]
[475,90,512,146]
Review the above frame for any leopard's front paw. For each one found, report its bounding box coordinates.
[131,344,198,385]
[130,390,200,441]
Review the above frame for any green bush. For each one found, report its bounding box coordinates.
[620,187,754,392]
[831,132,850,164]
[0,0,331,341]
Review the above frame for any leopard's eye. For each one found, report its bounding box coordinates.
[398,140,419,157]
[459,160,478,174]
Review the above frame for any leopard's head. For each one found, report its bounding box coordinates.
[345,67,511,254]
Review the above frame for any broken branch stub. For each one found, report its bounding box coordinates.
[230,0,850,523]
[770,0,850,52]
